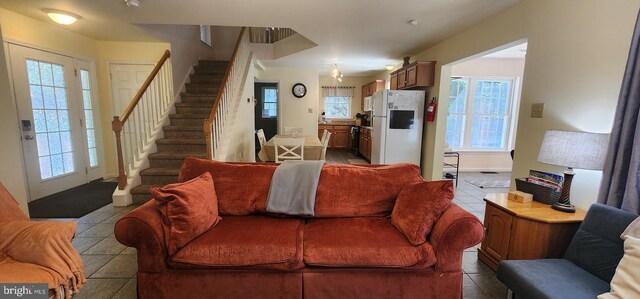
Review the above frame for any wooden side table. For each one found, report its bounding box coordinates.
[478,193,587,272]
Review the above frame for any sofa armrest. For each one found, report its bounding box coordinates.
[114,200,168,273]
[429,203,484,272]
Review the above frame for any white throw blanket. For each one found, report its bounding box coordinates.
[266,160,324,216]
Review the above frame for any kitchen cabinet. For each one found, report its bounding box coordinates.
[478,193,586,272]
[390,73,398,90]
[318,124,352,149]
[361,80,385,111]
[390,61,436,90]
[359,127,372,161]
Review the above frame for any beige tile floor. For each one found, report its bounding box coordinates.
[48,150,510,298]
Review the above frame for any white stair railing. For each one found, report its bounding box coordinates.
[112,50,174,190]
[204,27,251,160]
[249,27,296,44]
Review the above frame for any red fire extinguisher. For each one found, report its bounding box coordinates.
[426,97,437,122]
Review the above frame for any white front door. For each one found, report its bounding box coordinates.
[9,44,87,200]
[76,60,105,181]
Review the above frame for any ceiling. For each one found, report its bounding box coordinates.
[0,0,520,76]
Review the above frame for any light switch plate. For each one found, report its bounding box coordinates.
[308,108,313,113]
[531,103,544,118]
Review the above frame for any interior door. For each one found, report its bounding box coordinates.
[109,64,154,118]
[254,82,278,152]
[9,44,87,200]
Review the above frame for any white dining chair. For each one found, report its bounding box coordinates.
[320,131,332,160]
[284,127,304,136]
[256,129,267,149]
[274,137,305,163]
[320,129,329,145]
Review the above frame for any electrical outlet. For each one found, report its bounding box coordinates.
[531,103,544,118]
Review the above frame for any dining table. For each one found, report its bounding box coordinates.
[257,134,323,162]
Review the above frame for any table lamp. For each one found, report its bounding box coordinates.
[537,130,609,213]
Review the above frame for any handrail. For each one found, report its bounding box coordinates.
[112,50,172,190]
[204,27,247,159]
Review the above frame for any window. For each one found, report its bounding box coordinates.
[79,69,98,167]
[200,25,212,47]
[446,77,517,151]
[323,97,351,118]
[262,87,277,118]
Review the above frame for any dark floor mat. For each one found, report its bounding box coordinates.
[480,171,499,174]
[28,181,117,218]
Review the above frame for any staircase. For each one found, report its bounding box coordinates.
[129,60,228,203]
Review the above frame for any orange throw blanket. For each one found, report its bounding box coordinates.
[0,220,86,299]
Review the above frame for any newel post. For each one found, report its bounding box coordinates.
[203,121,213,160]
[112,116,127,190]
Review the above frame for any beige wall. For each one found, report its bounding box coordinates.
[370,0,639,210]
[450,57,525,172]
[257,67,320,135]
[224,57,257,162]
[318,76,370,121]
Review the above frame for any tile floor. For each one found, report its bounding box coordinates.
[49,149,511,298]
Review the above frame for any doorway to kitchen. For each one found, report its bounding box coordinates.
[254,82,279,156]
[441,41,528,189]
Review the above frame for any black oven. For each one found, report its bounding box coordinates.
[351,126,361,157]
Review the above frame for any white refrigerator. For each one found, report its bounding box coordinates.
[370,89,425,165]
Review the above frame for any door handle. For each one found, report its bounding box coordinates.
[24,135,34,140]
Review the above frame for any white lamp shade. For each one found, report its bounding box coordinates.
[537,130,609,170]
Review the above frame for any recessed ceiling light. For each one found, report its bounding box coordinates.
[124,0,141,7]
[42,9,81,25]
[385,65,394,70]
[408,19,418,26]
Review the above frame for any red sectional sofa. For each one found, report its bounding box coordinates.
[114,158,484,298]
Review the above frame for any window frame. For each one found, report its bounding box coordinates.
[200,25,212,48]
[446,76,519,152]
[323,96,352,119]
[261,86,278,119]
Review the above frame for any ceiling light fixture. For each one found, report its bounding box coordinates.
[408,19,418,26]
[124,0,141,7]
[331,64,343,80]
[42,9,81,25]
[385,65,394,71]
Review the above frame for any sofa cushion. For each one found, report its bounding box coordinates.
[179,158,277,215]
[150,172,221,256]
[392,180,454,245]
[564,204,638,282]
[169,216,304,270]
[313,163,423,217]
[303,218,436,268]
[498,259,610,299]
[178,158,422,217]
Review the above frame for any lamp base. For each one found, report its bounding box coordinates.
[551,202,576,213]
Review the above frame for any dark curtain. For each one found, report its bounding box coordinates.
[597,10,640,214]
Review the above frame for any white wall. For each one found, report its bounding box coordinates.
[224,56,257,162]
[257,67,319,135]
[367,0,639,210]
[450,57,525,172]
[0,24,29,215]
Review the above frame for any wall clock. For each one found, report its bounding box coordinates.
[292,83,307,98]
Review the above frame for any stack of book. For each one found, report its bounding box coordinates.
[515,170,563,204]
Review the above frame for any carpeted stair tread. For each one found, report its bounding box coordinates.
[169,113,209,119]
[175,102,213,108]
[162,125,203,131]
[148,152,207,160]
[140,167,181,176]
[181,92,217,98]
[156,138,206,145]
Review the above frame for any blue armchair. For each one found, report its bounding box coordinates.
[497,203,638,299]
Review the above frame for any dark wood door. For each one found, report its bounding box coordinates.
[254,83,278,152]
[390,73,398,90]
[406,65,418,87]
[482,205,513,262]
